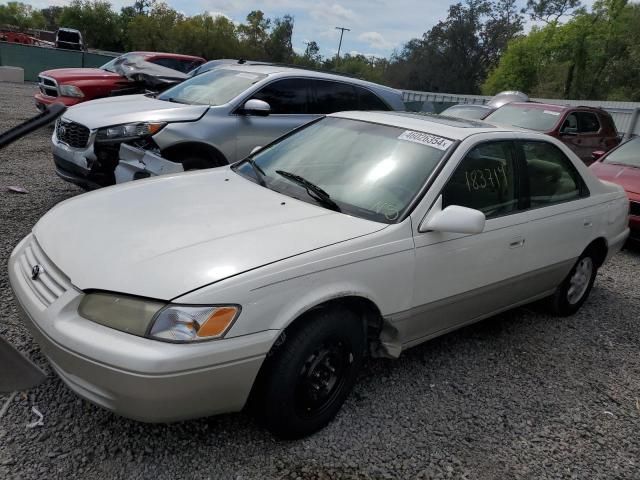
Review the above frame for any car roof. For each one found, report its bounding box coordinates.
[216,63,401,95]
[329,111,532,140]
[129,51,205,61]
[444,104,493,110]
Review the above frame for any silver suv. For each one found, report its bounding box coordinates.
[51,63,405,189]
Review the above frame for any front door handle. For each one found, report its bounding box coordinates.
[509,239,526,249]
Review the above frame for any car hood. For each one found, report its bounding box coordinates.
[41,68,122,82]
[63,94,209,130]
[590,161,640,195]
[33,169,386,300]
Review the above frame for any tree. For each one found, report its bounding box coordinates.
[40,5,63,30]
[484,0,640,100]
[237,10,270,59]
[0,2,46,30]
[384,0,523,93]
[126,2,182,51]
[58,0,123,50]
[265,15,294,62]
[523,0,583,23]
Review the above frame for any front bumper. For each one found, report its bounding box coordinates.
[35,92,83,110]
[8,234,276,422]
[52,127,117,189]
[115,144,184,184]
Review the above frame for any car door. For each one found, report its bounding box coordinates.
[575,111,604,164]
[235,78,319,161]
[407,139,530,343]
[517,139,594,292]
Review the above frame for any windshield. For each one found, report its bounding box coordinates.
[485,105,561,131]
[603,137,640,168]
[158,68,266,105]
[100,53,137,73]
[442,106,491,120]
[234,117,452,223]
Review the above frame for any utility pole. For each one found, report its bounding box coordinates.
[335,26,350,64]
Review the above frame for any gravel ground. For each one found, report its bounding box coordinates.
[1,82,639,480]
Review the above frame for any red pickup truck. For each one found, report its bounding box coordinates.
[35,51,205,110]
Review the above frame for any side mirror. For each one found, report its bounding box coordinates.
[591,150,606,161]
[242,99,270,116]
[250,145,262,155]
[419,197,486,234]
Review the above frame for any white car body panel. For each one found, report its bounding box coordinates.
[32,168,387,300]
[10,110,630,422]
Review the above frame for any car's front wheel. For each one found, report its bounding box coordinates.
[254,308,366,439]
[549,249,598,316]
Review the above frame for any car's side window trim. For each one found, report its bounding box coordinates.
[421,139,526,225]
[231,76,314,116]
[515,139,590,211]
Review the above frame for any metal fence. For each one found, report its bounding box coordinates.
[402,90,640,137]
[0,41,117,82]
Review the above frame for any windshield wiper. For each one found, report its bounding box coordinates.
[247,158,267,186]
[276,170,341,212]
[164,97,190,104]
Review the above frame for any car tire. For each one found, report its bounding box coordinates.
[254,308,366,439]
[548,249,598,316]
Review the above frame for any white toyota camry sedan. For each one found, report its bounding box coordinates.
[9,112,629,438]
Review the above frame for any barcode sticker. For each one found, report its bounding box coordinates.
[543,110,561,116]
[398,131,453,151]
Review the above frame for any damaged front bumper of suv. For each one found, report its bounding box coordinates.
[115,144,184,183]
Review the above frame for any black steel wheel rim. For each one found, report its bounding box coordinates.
[294,338,353,418]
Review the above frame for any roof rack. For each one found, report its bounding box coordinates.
[237,60,363,80]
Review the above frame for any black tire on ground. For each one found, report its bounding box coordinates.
[254,308,366,439]
[548,248,599,316]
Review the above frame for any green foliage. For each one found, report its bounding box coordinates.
[0,1,45,29]
[483,0,640,100]
[383,0,524,94]
[57,0,123,51]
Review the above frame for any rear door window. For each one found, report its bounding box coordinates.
[576,112,601,133]
[310,80,359,114]
[251,78,311,114]
[520,141,587,207]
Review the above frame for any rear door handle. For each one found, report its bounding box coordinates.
[509,239,525,248]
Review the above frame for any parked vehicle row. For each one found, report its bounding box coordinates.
[6,58,633,438]
[50,62,405,189]
[35,51,206,110]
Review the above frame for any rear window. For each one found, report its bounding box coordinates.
[486,105,561,132]
[603,137,640,168]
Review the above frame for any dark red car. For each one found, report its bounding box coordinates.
[485,103,620,164]
[35,51,205,110]
[589,137,640,240]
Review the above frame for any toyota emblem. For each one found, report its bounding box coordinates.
[31,264,43,280]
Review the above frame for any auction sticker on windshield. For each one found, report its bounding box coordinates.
[398,130,453,151]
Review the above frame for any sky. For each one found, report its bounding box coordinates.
[30,0,596,58]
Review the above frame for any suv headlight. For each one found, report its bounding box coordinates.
[95,122,166,143]
[59,84,84,98]
[78,292,240,343]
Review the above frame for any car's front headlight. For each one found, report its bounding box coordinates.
[95,122,166,143]
[78,293,240,343]
[59,84,84,98]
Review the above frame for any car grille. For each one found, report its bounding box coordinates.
[56,119,90,148]
[38,76,58,97]
[16,238,70,309]
[630,201,640,217]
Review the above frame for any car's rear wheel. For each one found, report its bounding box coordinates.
[549,250,598,316]
[254,308,366,439]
